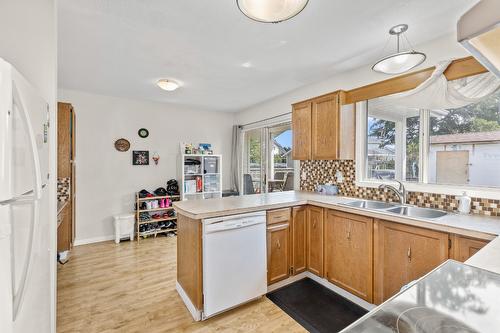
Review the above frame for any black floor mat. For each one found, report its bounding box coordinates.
[267,278,368,333]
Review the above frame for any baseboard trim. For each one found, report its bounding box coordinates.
[176,282,202,321]
[267,272,308,292]
[73,235,115,246]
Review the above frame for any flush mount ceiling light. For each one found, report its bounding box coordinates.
[156,79,179,91]
[372,24,426,75]
[236,0,309,23]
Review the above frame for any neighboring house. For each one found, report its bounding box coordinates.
[429,131,500,186]
[367,136,396,179]
[272,140,294,169]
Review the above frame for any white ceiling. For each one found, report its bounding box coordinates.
[58,0,477,112]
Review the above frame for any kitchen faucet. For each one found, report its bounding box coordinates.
[379,180,407,204]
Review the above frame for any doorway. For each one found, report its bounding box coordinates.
[241,123,294,195]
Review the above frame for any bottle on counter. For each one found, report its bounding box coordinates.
[458,191,471,214]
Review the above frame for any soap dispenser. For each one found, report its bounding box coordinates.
[458,191,471,214]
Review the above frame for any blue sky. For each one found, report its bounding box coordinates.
[275,130,292,148]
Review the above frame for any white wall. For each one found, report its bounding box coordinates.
[0,1,57,333]
[58,89,234,244]
[235,34,470,124]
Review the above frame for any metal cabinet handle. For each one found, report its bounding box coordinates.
[312,220,316,229]
[407,246,412,263]
[347,231,351,240]
[276,240,281,249]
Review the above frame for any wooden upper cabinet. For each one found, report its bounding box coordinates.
[312,93,339,160]
[291,206,307,275]
[292,91,354,160]
[450,235,489,262]
[373,220,449,304]
[292,102,312,160]
[324,210,373,302]
[306,206,324,277]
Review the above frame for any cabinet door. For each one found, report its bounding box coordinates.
[451,235,489,262]
[267,223,290,285]
[325,210,373,302]
[307,206,324,277]
[312,93,339,160]
[292,206,307,275]
[374,220,449,304]
[292,102,312,160]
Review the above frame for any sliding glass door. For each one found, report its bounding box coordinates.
[241,122,294,195]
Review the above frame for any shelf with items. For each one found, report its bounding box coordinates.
[178,154,222,201]
[135,192,179,244]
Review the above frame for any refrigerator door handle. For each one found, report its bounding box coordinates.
[12,199,39,321]
[12,82,42,200]
[0,185,45,206]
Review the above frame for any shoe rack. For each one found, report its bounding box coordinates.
[135,193,180,243]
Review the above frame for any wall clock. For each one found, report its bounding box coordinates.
[138,128,149,138]
[114,138,130,152]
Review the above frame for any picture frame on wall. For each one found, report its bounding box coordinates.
[132,150,149,165]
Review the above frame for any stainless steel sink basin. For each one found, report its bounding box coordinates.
[342,200,398,210]
[386,206,447,219]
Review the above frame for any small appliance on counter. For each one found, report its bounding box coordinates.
[316,184,339,195]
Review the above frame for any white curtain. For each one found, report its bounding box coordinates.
[371,60,500,111]
[230,125,242,193]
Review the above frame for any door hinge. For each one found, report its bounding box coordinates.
[290,266,294,275]
[202,293,204,305]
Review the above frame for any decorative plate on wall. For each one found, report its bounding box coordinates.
[114,138,130,152]
[138,128,149,138]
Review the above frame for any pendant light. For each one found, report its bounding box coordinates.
[372,24,426,75]
[236,0,309,23]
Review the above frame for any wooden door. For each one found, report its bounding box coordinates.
[374,220,449,304]
[307,206,324,277]
[291,206,307,275]
[324,210,373,302]
[267,223,290,285]
[292,102,312,160]
[451,235,489,262]
[312,93,339,160]
[436,151,469,184]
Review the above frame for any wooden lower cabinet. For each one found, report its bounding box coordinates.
[324,210,373,302]
[292,206,307,275]
[267,221,290,285]
[451,235,489,262]
[306,206,324,277]
[373,220,449,304]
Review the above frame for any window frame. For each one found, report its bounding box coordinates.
[355,101,500,200]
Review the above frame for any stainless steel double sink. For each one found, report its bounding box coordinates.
[341,200,447,219]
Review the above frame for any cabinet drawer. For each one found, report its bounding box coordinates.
[267,208,291,225]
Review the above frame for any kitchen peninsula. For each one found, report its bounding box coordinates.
[173,191,500,321]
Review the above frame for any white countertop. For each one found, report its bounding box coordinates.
[174,191,500,240]
[174,191,500,275]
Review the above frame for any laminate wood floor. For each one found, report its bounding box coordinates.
[57,236,305,333]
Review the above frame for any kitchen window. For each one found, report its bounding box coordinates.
[358,75,500,191]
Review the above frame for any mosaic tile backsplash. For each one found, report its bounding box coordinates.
[300,160,500,217]
[57,177,70,202]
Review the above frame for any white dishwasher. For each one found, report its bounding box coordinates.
[202,211,267,319]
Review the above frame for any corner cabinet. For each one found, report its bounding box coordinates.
[292,91,354,160]
[291,206,307,275]
[450,235,489,262]
[373,220,449,304]
[324,210,373,302]
[306,206,324,277]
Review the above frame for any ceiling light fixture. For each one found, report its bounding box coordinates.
[372,24,426,75]
[236,0,309,23]
[156,79,179,91]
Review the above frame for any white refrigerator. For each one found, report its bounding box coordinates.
[0,58,52,332]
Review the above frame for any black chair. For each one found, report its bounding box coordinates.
[282,172,294,191]
[243,174,255,195]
